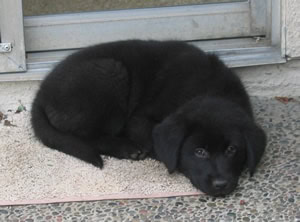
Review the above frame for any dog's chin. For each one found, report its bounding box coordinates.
[190,178,238,197]
[204,187,236,197]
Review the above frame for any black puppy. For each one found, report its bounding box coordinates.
[31,40,266,196]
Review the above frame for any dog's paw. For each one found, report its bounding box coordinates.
[129,149,148,160]
[119,145,149,161]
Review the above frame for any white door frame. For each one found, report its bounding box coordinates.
[24,0,267,52]
[0,0,26,73]
[0,0,286,81]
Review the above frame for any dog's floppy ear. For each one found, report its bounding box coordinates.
[152,115,186,174]
[244,124,267,176]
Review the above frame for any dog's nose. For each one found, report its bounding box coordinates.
[212,179,228,190]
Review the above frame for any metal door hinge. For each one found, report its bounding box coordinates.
[0,43,12,53]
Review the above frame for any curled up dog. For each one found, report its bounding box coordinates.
[31,40,266,196]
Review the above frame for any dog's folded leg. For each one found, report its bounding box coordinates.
[92,137,147,160]
[125,115,156,158]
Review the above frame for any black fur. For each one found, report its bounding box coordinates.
[31,40,266,196]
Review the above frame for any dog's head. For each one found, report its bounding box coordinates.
[153,97,266,196]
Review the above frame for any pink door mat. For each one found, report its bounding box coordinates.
[0,111,200,206]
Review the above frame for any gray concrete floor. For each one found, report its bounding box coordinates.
[0,96,299,222]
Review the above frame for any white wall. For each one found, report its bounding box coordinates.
[286,0,300,58]
[235,59,300,97]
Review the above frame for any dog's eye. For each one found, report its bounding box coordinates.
[225,145,237,157]
[194,148,209,159]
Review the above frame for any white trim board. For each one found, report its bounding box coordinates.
[0,43,286,82]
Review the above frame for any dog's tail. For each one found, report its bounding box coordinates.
[31,101,103,168]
